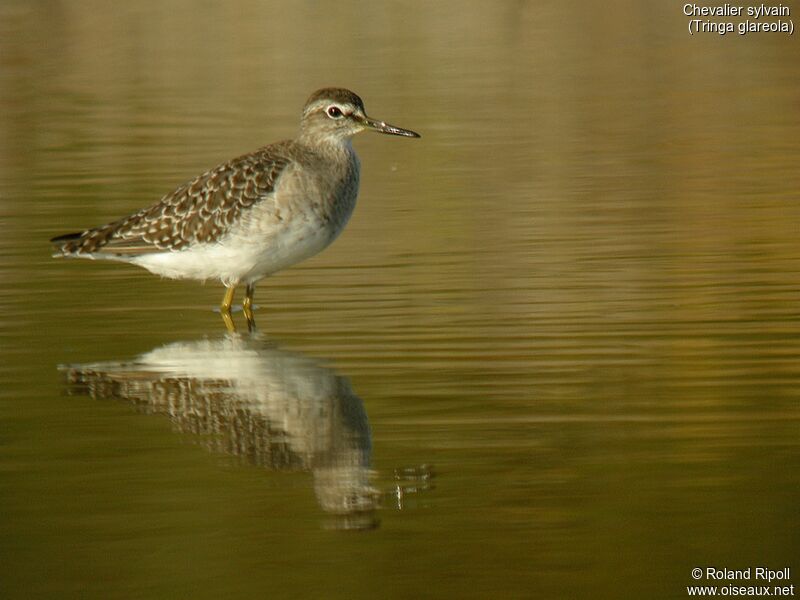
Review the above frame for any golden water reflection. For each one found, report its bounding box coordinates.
[60,334,432,530]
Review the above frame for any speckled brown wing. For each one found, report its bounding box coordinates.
[52,145,291,256]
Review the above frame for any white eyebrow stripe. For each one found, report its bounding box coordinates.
[304,100,358,116]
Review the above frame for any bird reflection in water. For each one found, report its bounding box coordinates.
[59,334,432,530]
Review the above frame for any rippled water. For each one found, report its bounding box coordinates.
[1,2,798,598]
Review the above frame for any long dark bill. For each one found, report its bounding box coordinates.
[364,116,421,138]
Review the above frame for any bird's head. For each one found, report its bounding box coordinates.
[299,87,420,145]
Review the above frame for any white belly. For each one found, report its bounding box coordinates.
[131,216,338,286]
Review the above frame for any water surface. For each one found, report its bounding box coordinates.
[1,2,798,598]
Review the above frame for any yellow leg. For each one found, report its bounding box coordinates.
[243,284,256,332]
[221,286,236,313]
[220,286,236,332]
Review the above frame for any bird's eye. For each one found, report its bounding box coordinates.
[326,106,344,119]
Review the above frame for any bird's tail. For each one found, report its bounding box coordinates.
[50,231,85,257]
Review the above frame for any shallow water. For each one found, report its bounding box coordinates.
[1,2,799,598]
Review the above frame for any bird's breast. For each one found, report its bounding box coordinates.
[275,148,360,238]
[224,147,361,282]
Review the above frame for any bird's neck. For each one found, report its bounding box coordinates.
[296,128,355,150]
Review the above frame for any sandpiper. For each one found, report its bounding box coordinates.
[51,88,420,330]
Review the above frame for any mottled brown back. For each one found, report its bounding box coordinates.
[52,145,291,256]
